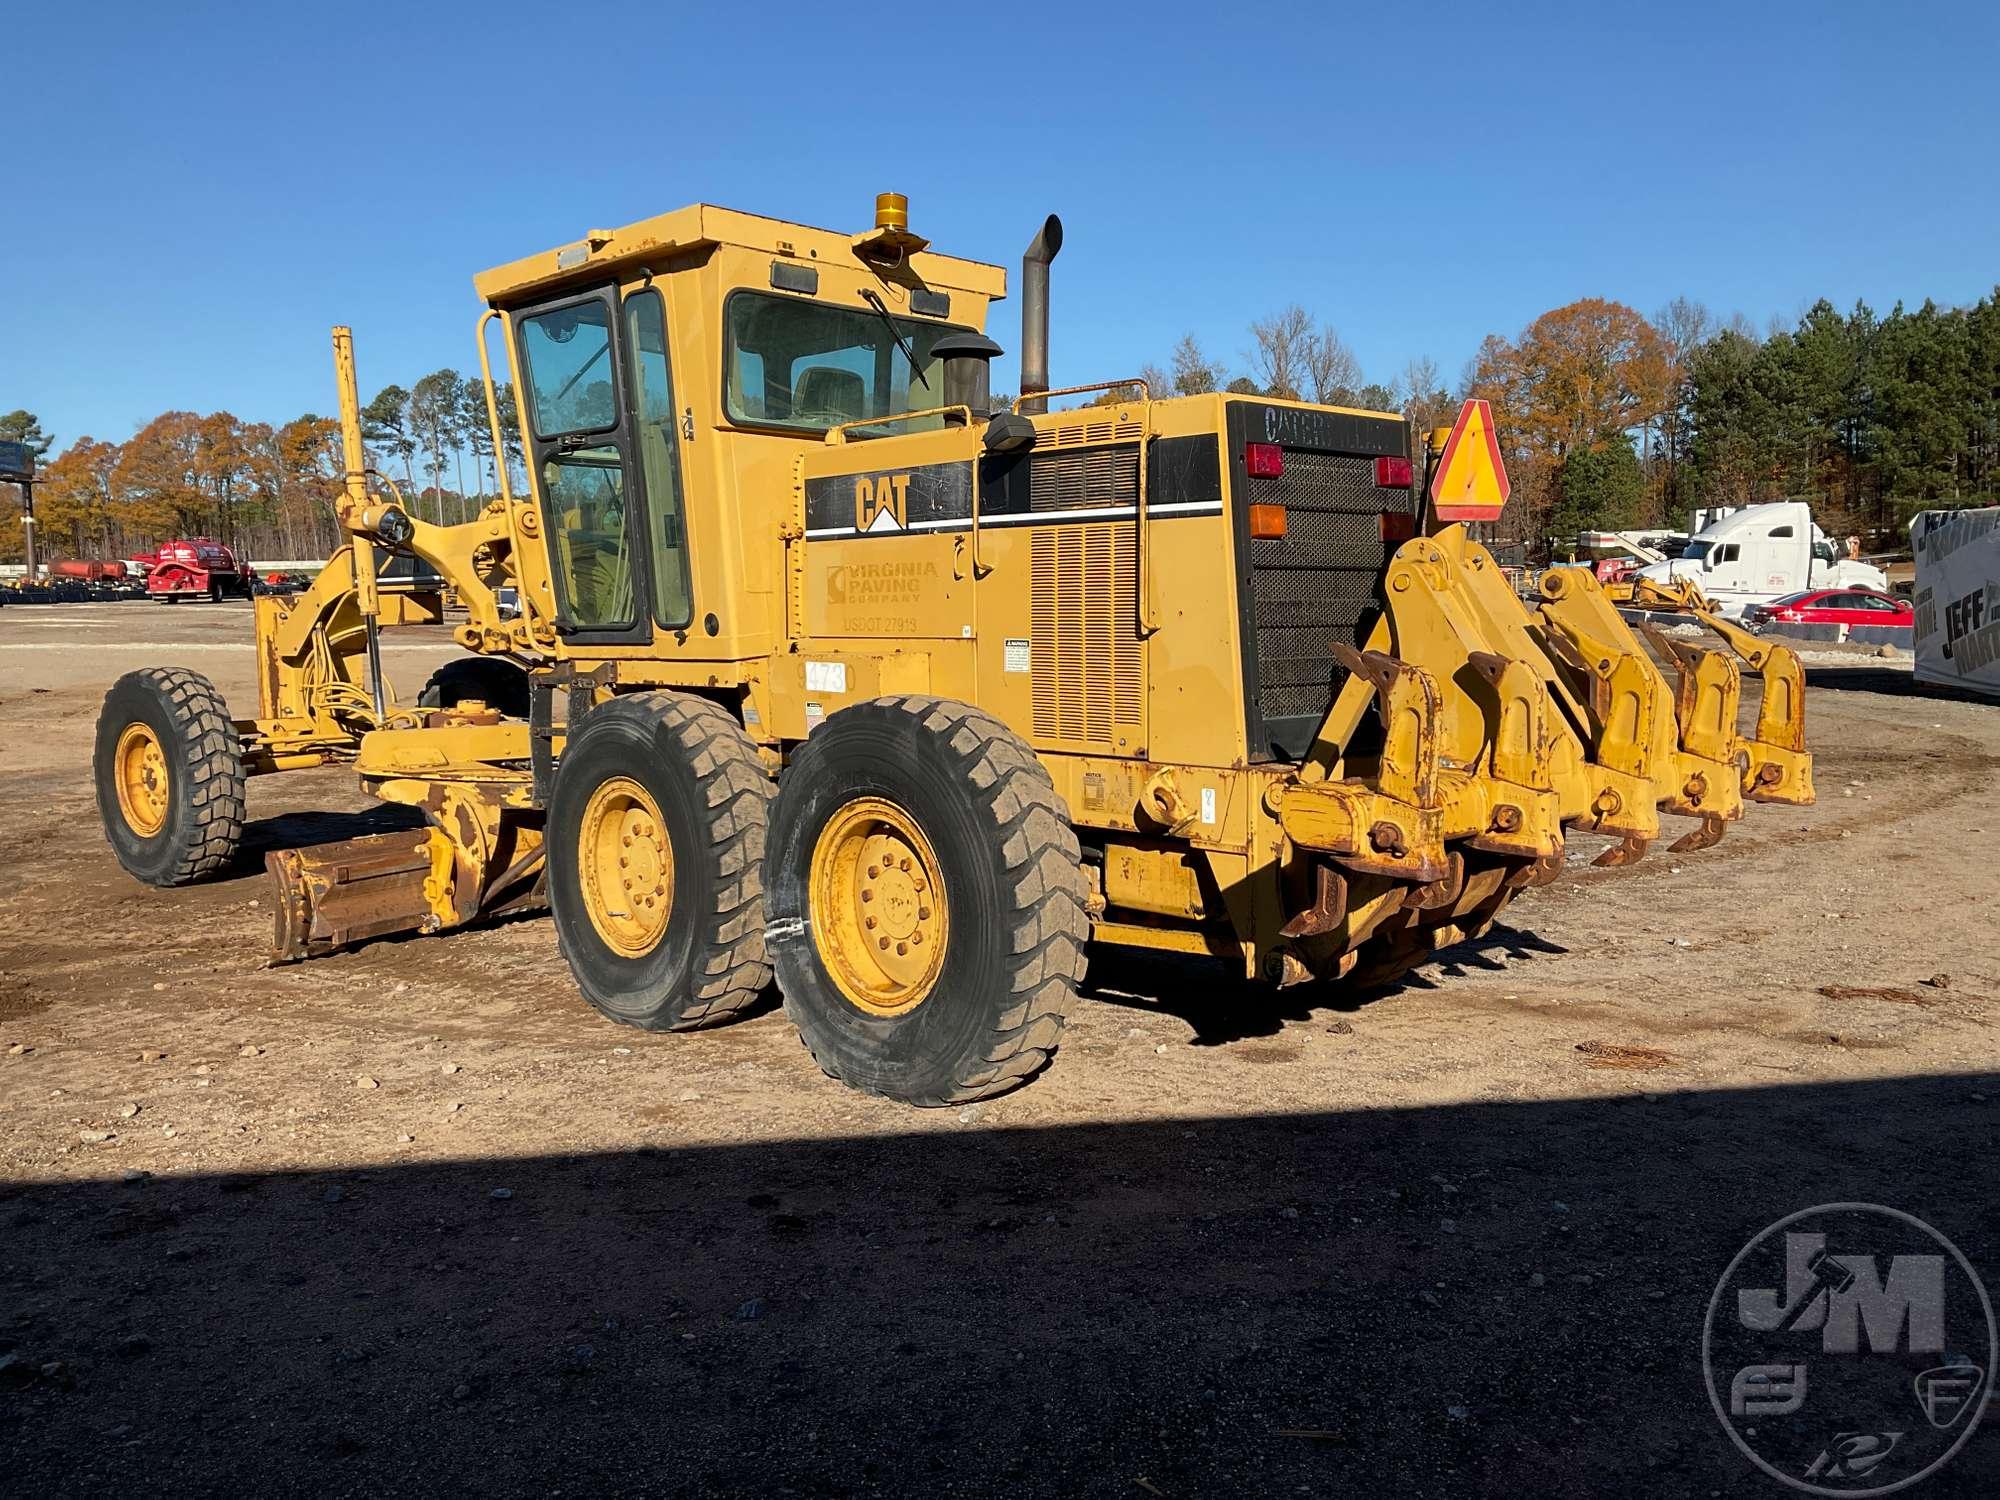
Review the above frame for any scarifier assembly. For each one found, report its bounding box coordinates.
[92,195,1814,1104]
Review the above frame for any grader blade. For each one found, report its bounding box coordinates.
[267,831,446,963]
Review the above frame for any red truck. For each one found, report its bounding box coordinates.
[143,538,246,602]
[47,559,131,585]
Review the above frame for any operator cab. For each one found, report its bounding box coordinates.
[477,196,1005,653]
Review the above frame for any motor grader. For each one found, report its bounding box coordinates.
[93,194,1814,1104]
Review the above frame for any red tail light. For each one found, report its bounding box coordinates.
[1375,455,1413,488]
[1244,441,1284,477]
[1379,511,1415,544]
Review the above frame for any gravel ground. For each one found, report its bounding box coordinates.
[1,601,1995,1496]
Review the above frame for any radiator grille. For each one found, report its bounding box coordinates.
[1045,417,1143,447]
[1245,450,1406,726]
[1030,522,1143,747]
[1029,446,1138,512]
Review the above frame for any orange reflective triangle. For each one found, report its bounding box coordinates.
[1429,398,1511,522]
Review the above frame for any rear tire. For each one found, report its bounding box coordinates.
[418,657,532,718]
[94,668,246,886]
[764,696,1088,1105]
[547,692,772,1031]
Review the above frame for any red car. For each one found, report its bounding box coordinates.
[1748,587,1913,629]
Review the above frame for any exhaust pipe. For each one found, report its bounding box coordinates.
[1018,214,1063,415]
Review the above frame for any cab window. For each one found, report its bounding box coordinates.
[722,291,963,435]
[519,302,618,437]
[623,289,692,628]
[516,293,640,633]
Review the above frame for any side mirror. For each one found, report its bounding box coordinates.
[982,412,1037,454]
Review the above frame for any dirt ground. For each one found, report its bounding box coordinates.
[1,599,1995,1496]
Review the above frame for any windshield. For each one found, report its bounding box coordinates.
[1680,541,1711,562]
[724,292,964,435]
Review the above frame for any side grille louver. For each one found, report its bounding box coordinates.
[1030,522,1143,747]
[1028,446,1138,512]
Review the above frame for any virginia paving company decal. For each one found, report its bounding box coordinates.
[825,560,940,608]
[1911,507,2000,696]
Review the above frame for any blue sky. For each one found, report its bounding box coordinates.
[6,1,1997,450]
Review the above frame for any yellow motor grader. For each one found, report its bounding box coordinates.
[93,194,1813,1103]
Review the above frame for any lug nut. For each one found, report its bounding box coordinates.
[867,865,880,879]
[1493,805,1522,833]
[864,915,877,930]
[899,856,912,872]
[917,906,931,921]
[877,936,890,950]
[860,889,873,903]
[896,941,908,956]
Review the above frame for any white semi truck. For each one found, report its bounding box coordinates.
[1632,501,1888,618]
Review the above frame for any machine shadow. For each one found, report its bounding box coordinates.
[6,1075,1992,1497]
[1084,923,1570,1045]
[231,804,425,876]
[1804,664,1993,704]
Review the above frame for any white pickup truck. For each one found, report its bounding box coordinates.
[1632,502,1887,618]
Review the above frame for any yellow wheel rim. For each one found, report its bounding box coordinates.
[578,776,675,958]
[809,796,948,1017]
[114,722,171,838]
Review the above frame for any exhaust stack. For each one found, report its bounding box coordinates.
[1018,215,1063,415]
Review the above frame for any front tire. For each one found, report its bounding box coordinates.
[94,668,246,886]
[547,692,772,1031]
[764,697,1088,1105]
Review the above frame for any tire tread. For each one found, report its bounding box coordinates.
[552,691,772,1031]
[791,694,1088,1104]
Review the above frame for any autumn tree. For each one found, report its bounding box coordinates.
[114,412,210,537]
[35,438,125,557]
[1469,298,1670,552]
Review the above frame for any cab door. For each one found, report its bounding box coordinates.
[513,288,656,645]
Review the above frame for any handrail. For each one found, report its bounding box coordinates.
[822,404,974,445]
[1009,378,1151,411]
[475,310,516,510]
[1134,390,1158,636]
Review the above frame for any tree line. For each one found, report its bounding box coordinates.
[1118,286,2000,556]
[0,376,523,566]
[9,285,1995,566]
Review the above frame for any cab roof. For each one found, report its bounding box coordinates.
[473,203,1009,306]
